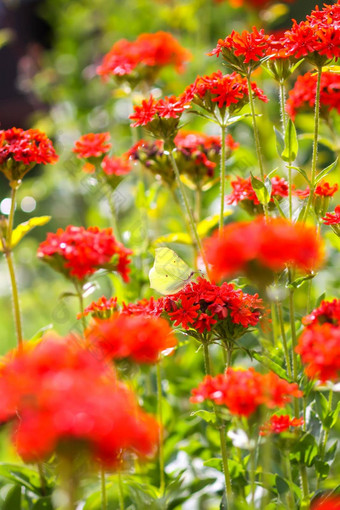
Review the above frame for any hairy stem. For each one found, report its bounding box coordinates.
[219,124,227,233]
[156,361,165,495]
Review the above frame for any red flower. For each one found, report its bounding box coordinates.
[77,296,118,319]
[323,205,340,225]
[101,155,131,176]
[209,27,272,69]
[260,414,304,436]
[226,175,288,211]
[296,324,340,382]
[303,299,340,328]
[130,93,190,128]
[191,368,302,418]
[86,313,177,364]
[315,182,339,197]
[0,128,58,182]
[188,71,268,113]
[37,225,132,282]
[73,133,111,159]
[286,72,340,120]
[0,338,158,465]
[311,496,340,510]
[97,31,191,80]
[204,218,324,282]
[164,277,263,338]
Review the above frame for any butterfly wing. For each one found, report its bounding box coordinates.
[149,247,194,295]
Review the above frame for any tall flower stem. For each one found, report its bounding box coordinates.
[279,80,293,220]
[284,455,296,510]
[288,284,299,418]
[303,65,322,223]
[246,73,268,220]
[117,471,125,510]
[317,389,333,489]
[2,186,23,349]
[219,123,227,233]
[169,150,210,279]
[156,361,165,495]
[276,301,292,379]
[101,469,107,510]
[202,342,233,504]
[75,282,86,334]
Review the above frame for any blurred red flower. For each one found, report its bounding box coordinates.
[191,368,302,417]
[260,414,304,436]
[73,133,111,159]
[0,338,158,466]
[97,31,191,80]
[204,218,323,282]
[296,324,340,382]
[311,496,340,510]
[86,313,177,364]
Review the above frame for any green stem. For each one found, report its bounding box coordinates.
[219,124,227,233]
[202,343,233,505]
[288,284,300,418]
[270,302,278,346]
[3,186,23,349]
[101,468,107,510]
[249,444,256,508]
[195,185,202,224]
[58,456,77,510]
[300,464,309,502]
[246,73,268,220]
[284,455,296,510]
[156,361,165,495]
[276,301,292,379]
[117,471,125,510]
[169,150,210,279]
[75,282,86,333]
[279,81,293,220]
[104,181,121,242]
[303,66,322,223]
[37,462,47,496]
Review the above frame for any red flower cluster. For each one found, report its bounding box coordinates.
[78,296,118,319]
[73,133,111,159]
[205,218,323,283]
[191,368,302,417]
[323,205,340,224]
[303,299,340,328]
[163,277,263,337]
[311,496,340,510]
[86,313,177,364]
[286,72,340,120]
[226,175,288,214]
[260,414,304,436]
[101,155,131,176]
[129,93,192,128]
[283,4,340,62]
[0,128,58,182]
[37,225,132,281]
[97,31,191,80]
[297,324,340,382]
[0,338,158,465]
[188,70,268,113]
[209,27,272,70]
[297,299,340,382]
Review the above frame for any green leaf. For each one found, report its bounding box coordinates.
[315,391,329,425]
[203,458,223,470]
[286,273,316,289]
[290,433,318,466]
[290,166,310,185]
[250,173,270,205]
[281,119,298,162]
[325,441,337,463]
[2,484,21,510]
[0,463,43,494]
[272,197,287,218]
[197,211,232,236]
[315,158,338,185]
[276,475,289,495]
[316,292,326,307]
[252,352,292,381]
[274,127,285,158]
[149,247,194,295]
[10,216,51,249]
[190,409,216,424]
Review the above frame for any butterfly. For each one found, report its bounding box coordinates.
[149,247,195,295]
